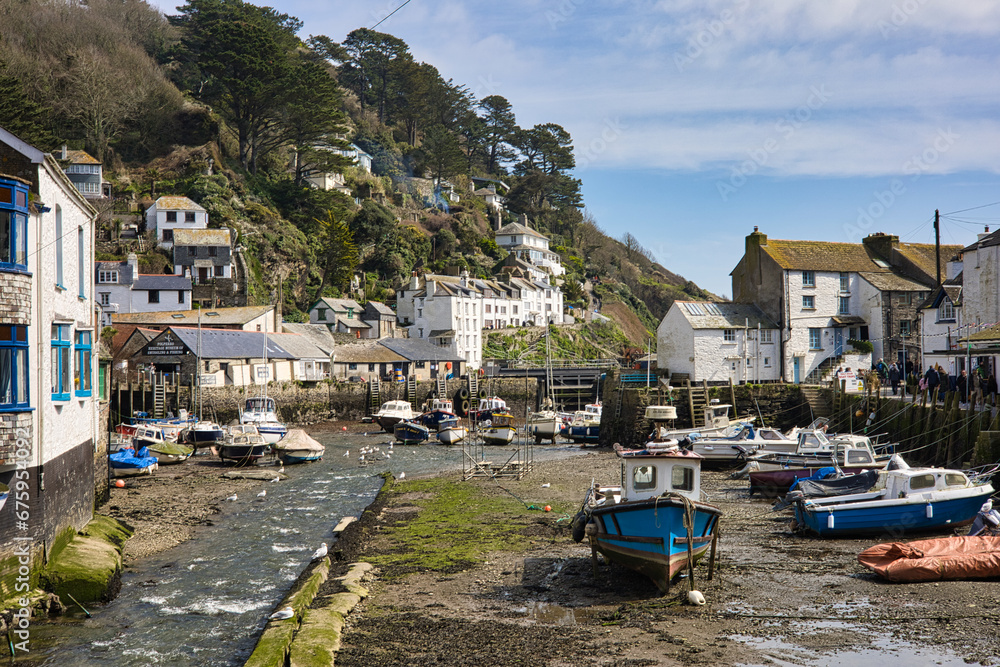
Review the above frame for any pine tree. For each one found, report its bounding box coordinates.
[0,60,59,149]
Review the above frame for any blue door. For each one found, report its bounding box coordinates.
[793,357,801,384]
[834,329,844,356]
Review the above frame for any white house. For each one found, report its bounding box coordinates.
[145,196,208,249]
[495,215,565,277]
[54,147,108,199]
[396,272,484,369]
[0,126,99,580]
[959,228,1000,331]
[916,280,964,376]
[95,254,193,326]
[657,301,781,383]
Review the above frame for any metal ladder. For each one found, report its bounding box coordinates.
[153,377,166,418]
[368,377,381,414]
[406,375,417,410]
[436,376,447,399]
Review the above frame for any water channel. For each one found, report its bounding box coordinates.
[30,432,586,665]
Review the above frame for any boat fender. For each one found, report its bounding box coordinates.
[478,387,488,399]
[571,513,590,542]
[458,387,470,400]
[459,399,470,416]
[926,503,933,518]
[827,513,835,530]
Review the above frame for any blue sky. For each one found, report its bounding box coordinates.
[154,0,1000,296]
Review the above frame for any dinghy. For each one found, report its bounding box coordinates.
[273,429,325,464]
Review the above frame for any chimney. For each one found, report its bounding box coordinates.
[518,213,529,227]
[862,232,899,260]
[745,228,767,253]
[426,278,436,297]
[127,252,138,277]
[61,145,67,160]
[978,226,993,242]
[409,271,419,291]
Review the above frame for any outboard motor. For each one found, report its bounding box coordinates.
[969,501,1000,536]
[679,436,693,452]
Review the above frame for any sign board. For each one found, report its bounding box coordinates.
[255,366,271,380]
[836,370,863,393]
[144,333,187,357]
[199,375,216,386]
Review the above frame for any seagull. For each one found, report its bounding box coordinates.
[225,494,238,501]
[269,606,294,621]
[541,483,551,488]
[257,489,267,499]
[270,476,280,483]
[344,450,350,457]
[310,542,328,561]
[399,472,406,480]
[278,465,285,474]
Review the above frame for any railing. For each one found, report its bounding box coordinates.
[500,358,620,370]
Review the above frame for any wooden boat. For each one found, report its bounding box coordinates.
[480,412,517,445]
[653,401,753,440]
[374,399,419,432]
[273,429,325,464]
[526,409,560,443]
[109,447,159,477]
[240,397,287,444]
[572,442,721,592]
[416,399,460,432]
[144,440,195,465]
[179,420,225,446]
[394,419,430,445]
[859,535,1000,582]
[218,425,269,465]
[133,425,175,450]
[792,467,994,537]
[436,423,468,445]
[684,424,794,466]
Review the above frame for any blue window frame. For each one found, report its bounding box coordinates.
[51,324,71,400]
[809,328,822,350]
[0,178,30,272]
[75,330,92,397]
[0,324,29,410]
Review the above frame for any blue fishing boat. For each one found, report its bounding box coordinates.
[416,398,460,432]
[793,466,994,537]
[566,402,603,444]
[394,420,430,445]
[572,442,721,592]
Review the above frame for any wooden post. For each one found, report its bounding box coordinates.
[728,378,737,416]
[686,379,695,429]
[707,530,718,581]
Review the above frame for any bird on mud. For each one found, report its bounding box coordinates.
[257,489,267,500]
[270,476,280,483]
[344,450,350,457]
[225,494,238,502]
[399,471,406,480]
[310,543,328,561]
[268,606,294,621]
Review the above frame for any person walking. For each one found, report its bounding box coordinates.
[957,369,968,404]
[989,373,998,406]
[888,362,900,396]
[925,365,940,398]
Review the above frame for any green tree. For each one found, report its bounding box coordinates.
[350,199,397,250]
[0,59,58,149]
[314,210,358,298]
[339,28,412,123]
[478,95,517,174]
[419,124,466,189]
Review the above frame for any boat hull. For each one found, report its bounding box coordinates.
[255,423,287,444]
[394,422,430,444]
[144,445,194,465]
[218,443,268,465]
[275,449,324,464]
[481,426,516,445]
[567,424,600,444]
[111,464,158,477]
[751,466,877,497]
[526,416,560,442]
[590,497,721,592]
[376,415,405,432]
[794,487,993,537]
[437,426,468,445]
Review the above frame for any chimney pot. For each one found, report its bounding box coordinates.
[61,145,67,160]
[753,226,758,232]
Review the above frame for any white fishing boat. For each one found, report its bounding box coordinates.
[374,399,419,432]
[527,329,560,443]
[651,401,753,441]
[218,424,269,465]
[437,423,468,445]
[240,396,287,444]
[683,424,795,466]
[480,412,517,445]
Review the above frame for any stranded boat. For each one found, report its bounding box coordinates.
[109,446,159,477]
[565,402,603,444]
[480,412,518,445]
[374,400,419,432]
[273,429,325,464]
[571,442,721,592]
[240,397,287,444]
[394,419,430,445]
[218,424,269,466]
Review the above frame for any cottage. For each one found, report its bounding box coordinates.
[171,228,237,307]
[96,254,193,325]
[111,305,278,333]
[53,146,108,199]
[146,196,209,249]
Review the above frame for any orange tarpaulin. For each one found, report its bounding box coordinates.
[858,536,1000,582]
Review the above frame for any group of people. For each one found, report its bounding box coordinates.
[872,357,998,405]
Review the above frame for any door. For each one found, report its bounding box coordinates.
[198,267,209,283]
[834,329,844,356]
[793,357,801,384]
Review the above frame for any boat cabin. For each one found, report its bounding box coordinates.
[477,396,507,412]
[377,400,415,415]
[703,402,735,430]
[795,430,876,458]
[244,397,277,416]
[430,397,454,412]
[879,468,975,499]
[618,448,704,503]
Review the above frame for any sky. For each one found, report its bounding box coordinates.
[153,0,1000,297]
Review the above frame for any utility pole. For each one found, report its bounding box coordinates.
[934,209,941,287]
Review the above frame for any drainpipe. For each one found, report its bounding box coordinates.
[35,204,45,493]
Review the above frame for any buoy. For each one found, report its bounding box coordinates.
[544,505,552,512]
[688,590,706,606]
[115,479,125,488]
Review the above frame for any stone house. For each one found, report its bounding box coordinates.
[307,297,369,337]
[361,301,397,339]
[731,228,957,383]
[95,254,193,326]
[0,126,99,587]
[171,228,237,308]
[53,146,108,200]
[145,196,208,249]
[656,301,781,383]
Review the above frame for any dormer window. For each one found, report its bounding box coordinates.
[98,270,119,283]
[939,300,955,321]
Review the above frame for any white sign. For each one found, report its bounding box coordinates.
[836,370,863,393]
[256,366,271,380]
[199,375,216,386]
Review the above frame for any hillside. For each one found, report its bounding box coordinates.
[0,0,718,339]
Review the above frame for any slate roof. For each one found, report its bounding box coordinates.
[916,284,962,311]
[858,272,929,292]
[163,327,296,359]
[112,305,274,326]
[172,228,231,246]
[61,149,100,165]
[133,275,192,290]
[964,324,1000,343]
[281,323,338,355]
[759,238,960,276]
[333,342,405,364]
[96,261,135,284]
[672,301,778,330]
[962,229,1000,252]
[335,316,370,330]
[496,221,547,239]
[267,333,328,359]
[380,337,463,362]
[363,301,395,317]
[153,196,205,211]
[312,297,362,313]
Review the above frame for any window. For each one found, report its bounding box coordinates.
[162,229,173,242]
[215,265,224,277]
[166,211,177,222]
[415,361,426,369]
[185,212,195,223]
[944,473,967,487]
[939,301,955,321]
[802,270,815,287]
[632,465,656,490]
[178,291,185,304]
[98,270,118,283]
[348,363,357,371]
[55,205,64,286]
[513,305,518,314]
[846,451,873,464]
[671,466,695,492]
[368,364,376,372]
[839,272,850,293]
[838,296,850,315]
[723,329,736,342]
[802,295,815,309]
[100,292,110,305]
[74,331,92,397]
[51,324,71,400]
[761,330,773,343]
[208,246,218,257]
[899,320,911,336]
[485,304,492,313]
[747,358,752,367]
[809,328,822,349]
[148,290,160,304]
[0,179,29,270]
[764,357,772,367]
[78,227,85,298]
[0,325,29,409]
[897,292,911,305]
[910,474,936,491]
[317,308,327,321]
